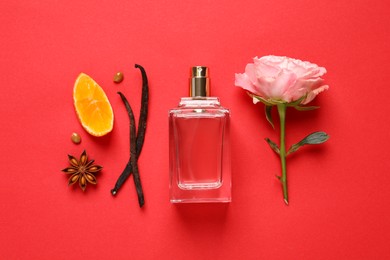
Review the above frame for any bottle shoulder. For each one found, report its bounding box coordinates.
[170,97,229,117]
[170,97,229,110]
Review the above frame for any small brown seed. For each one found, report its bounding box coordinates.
[71,174,79,183]
[80,175,86,186]
[85,173,97,184]
[113,72,124,83]
[71,132,81,144]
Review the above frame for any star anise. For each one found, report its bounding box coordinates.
[62,150,102,191]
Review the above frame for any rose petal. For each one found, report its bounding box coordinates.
[235,73,256,93]
[302,67,327,79]
[283,78,315,102]
[255,77,274,99]
[253,96,260,104]
[268,69,297,102]
[254,56,281,78]
[237,55,328,104]
[244,63,257,84]
[303,84,329,104]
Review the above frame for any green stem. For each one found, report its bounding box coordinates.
[277,104,288,205]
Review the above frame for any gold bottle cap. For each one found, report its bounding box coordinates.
[190,66,210,97]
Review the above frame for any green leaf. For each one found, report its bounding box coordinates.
[287,95,307,107]
[247,92,274,106]
[294,105,320,111]
[287,131,330,155]
[265,137,280,154]
[265,105,274,129]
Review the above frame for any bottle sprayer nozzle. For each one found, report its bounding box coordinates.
[190,66,210,97]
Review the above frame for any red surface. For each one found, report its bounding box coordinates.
[1,1,389,259]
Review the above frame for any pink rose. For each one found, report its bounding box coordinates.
[235,56,329,105]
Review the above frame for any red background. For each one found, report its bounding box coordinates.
[1,0,389,259]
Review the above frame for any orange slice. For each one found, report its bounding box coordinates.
[73,73,114,137]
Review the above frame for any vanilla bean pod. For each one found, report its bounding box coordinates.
[117,91,145,207]
[134,64,149,154]
[111,64,149,196]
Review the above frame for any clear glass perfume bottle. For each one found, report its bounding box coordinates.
[169,66,231,203]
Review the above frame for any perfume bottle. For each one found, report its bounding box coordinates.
[169,66,231,203]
